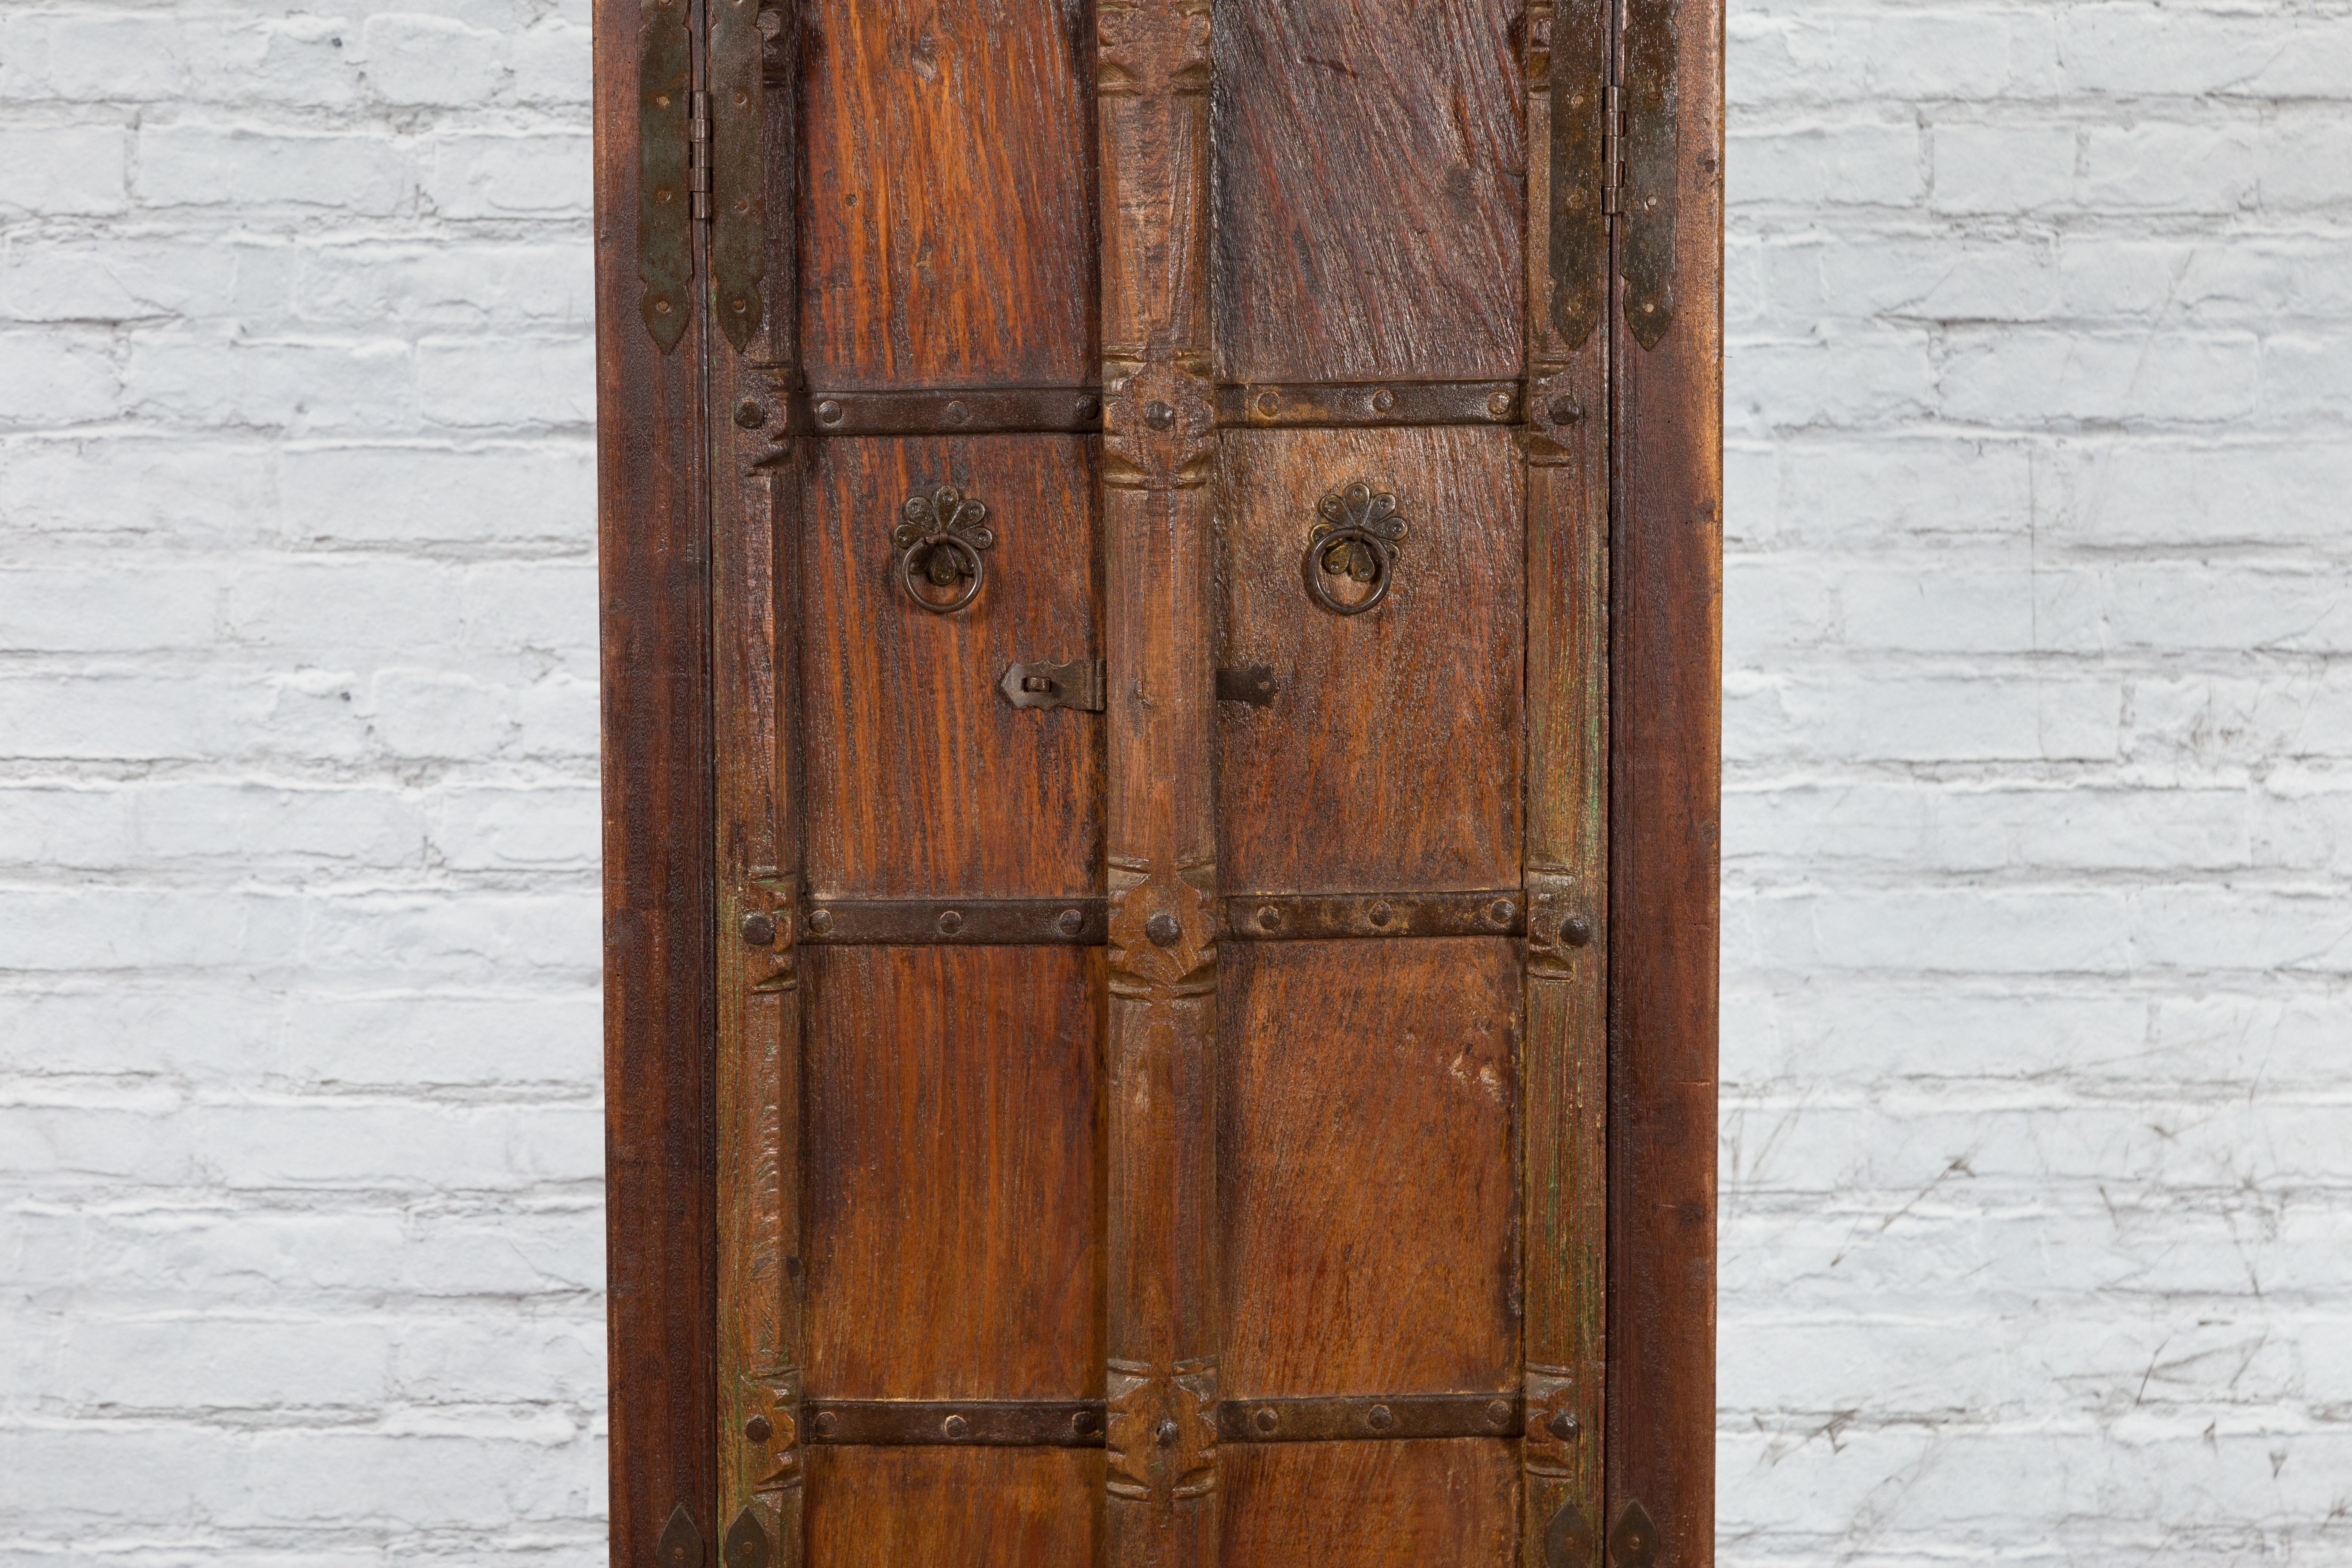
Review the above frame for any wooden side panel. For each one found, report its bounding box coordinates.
[802,945,1105,1400]
[1220,1442,1517,1568]
[799,0,1098,389]
[597,0,714,1557]
[1217,427,1523,896]
[799,435,1103,900]
[1520,0,1611,1558]
[805,1449,1104,1568]
[1211,0,1524,384]
[1608,0,1723,1556]
[1219,938,1520,1400]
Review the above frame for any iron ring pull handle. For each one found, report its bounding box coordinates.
[894,484,994,615]
[1302,481,1408,616]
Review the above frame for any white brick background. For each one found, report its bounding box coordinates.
[0,0,2346,1562]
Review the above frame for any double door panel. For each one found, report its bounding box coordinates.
[703,0,1611,1559]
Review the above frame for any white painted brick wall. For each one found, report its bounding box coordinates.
[1723,0,2352,1558]
[3,0,2347,1560]
[0,1,605,1562]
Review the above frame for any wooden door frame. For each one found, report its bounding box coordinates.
[593,0,1719,1560]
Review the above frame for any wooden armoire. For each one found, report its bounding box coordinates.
[594,0,1719,1558]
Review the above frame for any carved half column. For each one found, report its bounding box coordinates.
[1098,0,1221,1563]
[1522,0,1610,1561]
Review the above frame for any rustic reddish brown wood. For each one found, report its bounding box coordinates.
[1219,939,1519,1398]
[799,0,1099,388]
[797,435,1104,899]
[802,945,1105,1400]
[1099,0,1222,1561]
[599,0,1719,1553]
[803,1449,1105,1565]
[1216,427,1524,896]
[597,0,715,1558]
[1521,0,1613,1556]
[1607,0,1723,1557]
[1220,1442,1517,1568]
[1211,0,1524,383]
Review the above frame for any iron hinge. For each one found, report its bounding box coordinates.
[1600,82,1625,216]
[688,90,713,222]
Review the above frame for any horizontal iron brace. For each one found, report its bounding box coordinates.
[802,1393,1525,1448]
[796,890,1531,946]
[778,381,1544,438]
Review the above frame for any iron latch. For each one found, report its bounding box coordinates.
[1000,659,1105,712]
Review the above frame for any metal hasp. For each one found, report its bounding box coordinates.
[1000,658,1107,712]
[1621,0,1678,346]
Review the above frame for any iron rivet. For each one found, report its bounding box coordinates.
[1256,905,1280,932]
[1489,899,1515,924]
[1078,395,1100,418]
[744,1414,772,1443]
[1144,401,1175,430]
[817,399,843,424]
[1257,390,1280,416]
[1145,913,1180,947]
[1155,1418,1179,1446]
[807,908,833,934]
[654,298,671,313]
[1367,1404,1394,1430]
[741,911,776,946]
[1548,396,1582,425]
[938,910,964,935]
[1057,908,1085,936]
[733,89,748,105]
[1641,302,1657,314]
[734,398,766,429]
[1072,1409,1098,1435]
[1253,1406,1278,1435]
[942,1414,969,1439]
[1371,388,1395,413]
[1548,1410,1580,1440]
[1487,390,1513,416]
[945,399,969,424]
[1486,1399,1511,1427]
[655,187,673,202]
[1565,915,1593,946]
[732,297,748,313]
[735,196,749,212]
[813,1410,838,1436]
[1368,902,1391,927]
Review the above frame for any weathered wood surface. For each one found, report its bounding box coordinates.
[1216,426,1524,897]
[1608,0,1724,1557]
[1098,0,1222,1562]
[597,0,714,1557]
[1212,0,1525,383]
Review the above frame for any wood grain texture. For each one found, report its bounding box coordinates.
[802,944,1105,1400]
[1607,0,1722,1555]
[1522,0,1611,1556]
[1219,1440,1517,1568]
[799,434,1103,900]
[800,0,1098,389]
[598,0,714,1557]
[1217,427,1524,896]
[1211,0,1524,384]
[1098,0,1223,1559]
[1219,939,1520,1398]
[804,1448,1105,1568]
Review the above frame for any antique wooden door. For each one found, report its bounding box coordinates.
[595,0,1719,1560]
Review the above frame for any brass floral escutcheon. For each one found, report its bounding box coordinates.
[894,484,995,614]
[1304,480,1408,616]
